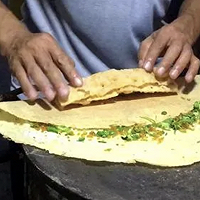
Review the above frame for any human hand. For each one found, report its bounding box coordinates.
[6,32,82,102]
[138,19,200,83]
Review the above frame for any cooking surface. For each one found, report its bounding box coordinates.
[24,145,200,200]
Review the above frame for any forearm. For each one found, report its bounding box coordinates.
[177,0,200,44]
[0,2,29,56]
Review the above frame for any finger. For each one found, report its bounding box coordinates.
[34,53,70,102]
[169,44,192,80]
[153,67,170,78]
[185,55,200,83]
[48,41,83,87]
[154,41,183,77]
[11,60,38,101]
[138,35,154,68]
[143,32,169,72]
[21,54,56,102]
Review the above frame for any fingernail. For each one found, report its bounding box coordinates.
[139,60,143,67]
[144,61,152,71]
[47,89,56,101]
[169,69,179,79]
[157,67,166,76]
[58,87,69,98]
[74,77,83,87]
[27,92,38,101]
[185,74,193,83]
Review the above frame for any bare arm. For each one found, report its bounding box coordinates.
[178,0,200,44]
[0,2,82,102]
[0,2,28,55]
[139,0,200,83]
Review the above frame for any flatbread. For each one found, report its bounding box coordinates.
[59,68,177,107]
[0,76,198,167]
[0,94,192,129]
[0,101,200,167]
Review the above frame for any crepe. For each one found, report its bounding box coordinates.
[0,76,198,167]
[59,68,177,107]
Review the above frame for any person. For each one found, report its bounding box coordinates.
[0,0,200,102]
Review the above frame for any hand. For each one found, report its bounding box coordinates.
[138,19,200,83]
[6,31,82,102]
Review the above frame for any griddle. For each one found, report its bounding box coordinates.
[24,145,200,200]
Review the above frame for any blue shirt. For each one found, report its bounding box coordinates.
[12,0,172,96]
[23,0,172,76]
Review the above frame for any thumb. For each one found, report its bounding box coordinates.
[138,34,155,67]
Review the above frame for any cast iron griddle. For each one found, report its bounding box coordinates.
[24,145,200,200]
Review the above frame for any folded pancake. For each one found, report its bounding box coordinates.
[1,107,200,167]
[58,68,177,107]
[0,75,198,167]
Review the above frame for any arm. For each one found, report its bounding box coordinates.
[0,2,28,56]
[178,0,200,44]
[138,0,200,83]
[0,2,82,102]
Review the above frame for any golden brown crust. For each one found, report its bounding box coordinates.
[59,68,178,107]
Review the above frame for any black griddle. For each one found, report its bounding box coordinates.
[24,145,200,200]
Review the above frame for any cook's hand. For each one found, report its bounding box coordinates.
[7,32,82,102]
[138,20,200,83]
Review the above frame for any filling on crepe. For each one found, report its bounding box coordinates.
[30,101,200,144]
[0,73,199,167]
[0,101,200,167]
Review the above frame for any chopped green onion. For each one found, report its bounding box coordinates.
[140,116,156,124]
[47,125,59,133]
[98,140,107,143]
[104,148,112,152]
[77,137,85,142]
